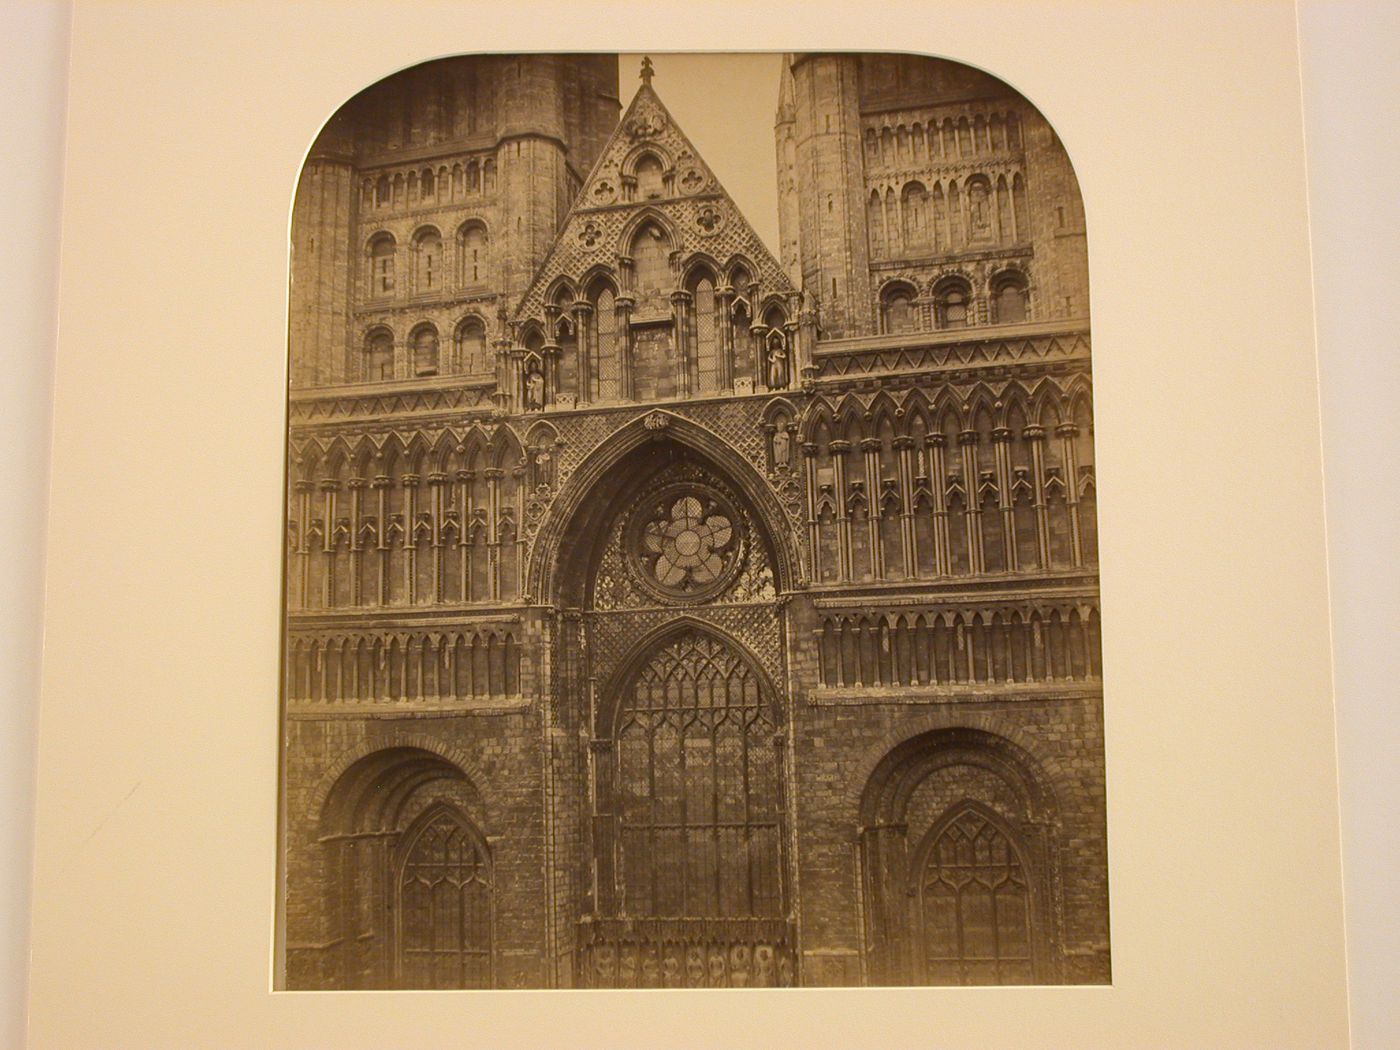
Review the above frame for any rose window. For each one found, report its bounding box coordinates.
[626,484,745,602]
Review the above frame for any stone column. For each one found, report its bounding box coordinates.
[671,290,693,397]
[859,437,883,578]
[1057,421,1084,566]
[893,436,917,578]
[572,300,594,404]
[1024,424,1051,568]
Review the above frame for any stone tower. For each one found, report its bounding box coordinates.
[779,52,1088,337]
[287,55,620,388]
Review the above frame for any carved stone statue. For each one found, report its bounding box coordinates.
[524,364,545,410]
[766,335,789,389]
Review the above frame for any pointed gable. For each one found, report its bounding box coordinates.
[513,62,795,325]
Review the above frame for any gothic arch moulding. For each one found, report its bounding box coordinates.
[525,410,804,604]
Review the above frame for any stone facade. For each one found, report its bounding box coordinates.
[280,52,1108,990]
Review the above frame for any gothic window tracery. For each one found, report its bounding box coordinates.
[626,484,744,602]
[688,273,720,394]
[395,805,493,989]
[593,284,620,401]
[606,629,783,919]
[916,807,1033,986]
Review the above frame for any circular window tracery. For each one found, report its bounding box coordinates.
[625,483,746,602]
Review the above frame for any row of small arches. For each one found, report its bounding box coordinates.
[868,174,1028,260]
[361,315,492,382]
[863,111,1024,168]
[287,630,522,704]
[797,382,1094,444]
[814,607,1102,689]
[879,269,1030,333]
[290,420,557,483]
[361,157,497,210]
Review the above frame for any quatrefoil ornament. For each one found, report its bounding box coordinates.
[694,204,724,236]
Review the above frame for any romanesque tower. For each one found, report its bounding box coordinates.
[288,55,619,388]
[778,53,1088,336]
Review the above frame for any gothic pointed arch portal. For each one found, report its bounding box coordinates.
[547,423,799,988]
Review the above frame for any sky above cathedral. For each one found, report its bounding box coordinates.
[622,53,784,257]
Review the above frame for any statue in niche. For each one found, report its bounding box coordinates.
[766,334,789,390]
[772,426,791,469]
[969,180,991,239]
[524,363,545,410]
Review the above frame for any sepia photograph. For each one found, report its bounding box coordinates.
[278,50,1109,991]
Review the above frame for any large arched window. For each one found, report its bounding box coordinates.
[458,222,489,286]
[882,284,919,334]
[934,277,972,329]
[631,222,671,297]
[455,316,488,374]
[992,272,1029,324]
[608,629,783,919]
[916,806,1033,986]
[368,233,396,298]
[395,804,493,989]
[413,228,442,294]
[364,327,394,381]
[410,323,439,376]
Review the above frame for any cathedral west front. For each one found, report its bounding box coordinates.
[279,52,1109,990]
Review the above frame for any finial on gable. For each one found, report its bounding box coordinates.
[640,56,654,86]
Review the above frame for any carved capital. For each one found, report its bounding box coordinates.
[991,427,1013,443]
[957,430,979,446]
[858,437,882,453]
[1056,422,1080,438]
[891,436,916,451]
[1022,424,1046,441]
[799,442,821,458]
[827,439,852,454]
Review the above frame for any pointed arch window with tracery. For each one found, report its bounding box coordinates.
[606,629,784,920]
[394,805,493,989]
[916,805,1033,986]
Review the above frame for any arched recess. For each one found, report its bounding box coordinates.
[855,726,1062,987]
[316,746,493,989]
[593,617,786,918]
[525,411,803,604]
[578,616,796,988]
